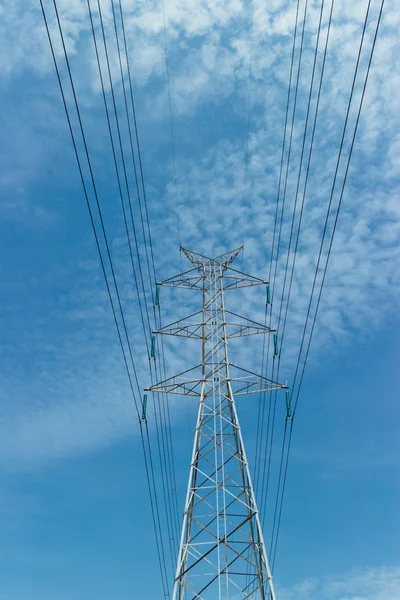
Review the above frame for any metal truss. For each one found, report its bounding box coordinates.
[148,247,287,600]
[154,309,275,340]
[145,364,284,398]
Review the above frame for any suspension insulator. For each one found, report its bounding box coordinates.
[266,284,271,305]
[285,390,291,418]
[142,394,148,421]
[273,333,279,356]
[151,335,156,358]
[155,286,160,306]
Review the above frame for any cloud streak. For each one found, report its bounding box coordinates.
[0,0,398,469]
[278,566,400,600]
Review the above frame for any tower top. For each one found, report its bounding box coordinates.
[180,246,242,270]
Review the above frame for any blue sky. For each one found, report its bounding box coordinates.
[0,0,399,598]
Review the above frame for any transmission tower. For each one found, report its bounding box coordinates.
[147,247,287,599]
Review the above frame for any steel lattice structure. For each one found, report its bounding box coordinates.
[147,247,287,600]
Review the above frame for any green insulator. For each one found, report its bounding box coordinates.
[155,286,160,306]
[142,394,148,421]
[273,333,279,356]
[266,284,271,305]
[285,390,291,418]
[151,335,156,358]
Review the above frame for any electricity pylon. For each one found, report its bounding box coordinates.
[147,247,287,599]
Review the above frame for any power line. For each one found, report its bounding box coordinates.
[249,2,304,584]
[40,1,172,593]
[156,0,186,545]
[93,0,153,337]
[39,0,142,419]
[151,385,179,575]
[274,0,322,349]
[291,0,385,418]
[110,0,156,303]
[277,0,335,364]
[240,0,255,285]
[115,0,182,556]
[291,0,375,405]
[267,0,334,568]
[92,0,180,560]
[270,0,385,571]
[253,0,302,504]
[270,0,310,318]
[118,0,182,549]
[142,420,172,595]
[270,418,293,570]
[86,0,151,353]
[44,0,142,402]
[258,0,308,533]
[107,0,180,550]
[117,0,158,286]
[160,0,181,242]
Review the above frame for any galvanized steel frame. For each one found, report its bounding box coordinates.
[148,248,287,599]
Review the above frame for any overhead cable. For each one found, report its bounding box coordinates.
[271,0,385,571]
[40,1,172,593]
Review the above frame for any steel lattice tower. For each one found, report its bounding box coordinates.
[148,247,287,600]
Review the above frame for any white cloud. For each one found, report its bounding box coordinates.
[279,566,400,600]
